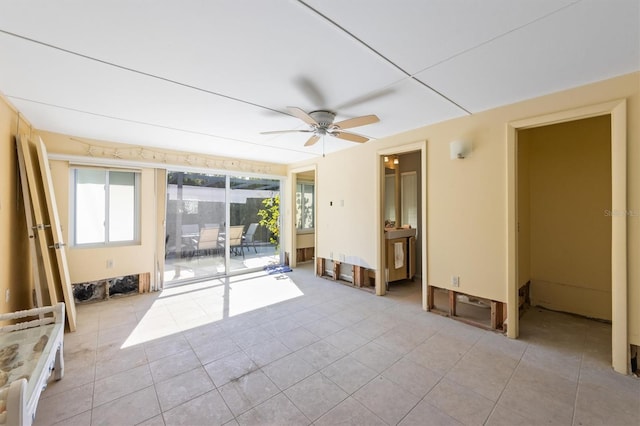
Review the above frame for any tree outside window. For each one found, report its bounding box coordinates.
[296,183,314,230]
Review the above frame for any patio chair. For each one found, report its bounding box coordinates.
[229,225,245,258]
[196,227,220,256]
[243,223,259,253]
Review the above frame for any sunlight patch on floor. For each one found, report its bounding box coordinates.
[121,272,303,348]
[227,273,303,317]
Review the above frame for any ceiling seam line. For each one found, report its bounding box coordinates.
[7,95,319,157]
[0,28,289,118]
[409,77,471,115]
[410,0,584,76]
[296,0,471,115]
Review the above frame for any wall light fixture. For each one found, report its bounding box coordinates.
[450,140,471,159]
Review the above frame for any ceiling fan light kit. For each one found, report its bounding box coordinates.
[261,106,379,147]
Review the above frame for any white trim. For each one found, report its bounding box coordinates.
[69,167,141,248]
[376,141,427,307]
[507,99,628,374]
[295,181,315,231]
[289,165,317,270]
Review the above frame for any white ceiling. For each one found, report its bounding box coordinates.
[0,1,638,164]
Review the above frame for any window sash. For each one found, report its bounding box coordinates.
[296,182,314,230]
[72,168,140,246]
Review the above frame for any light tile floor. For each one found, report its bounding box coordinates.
[35,264,639,425]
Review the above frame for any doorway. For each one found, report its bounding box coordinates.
[377,141,427,308]
[508,100,628,373]
[517,116,611,319]
[289,167,316,270]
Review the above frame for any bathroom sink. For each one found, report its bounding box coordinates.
[384,228,416,239]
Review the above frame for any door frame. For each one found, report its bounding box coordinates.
[288,165,317,270]
[162,168,285,286]
[376,141,427,309]
[507,99,628,373]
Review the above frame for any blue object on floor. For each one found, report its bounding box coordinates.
[264,264,292,274]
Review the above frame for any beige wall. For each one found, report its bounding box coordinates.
[296,233,315,249]
[3,72,638,345]
[38,131,287,176]
[520,116,612,320]
[288,71,639,344]
[0,96,34,312]
[39,131,286,289]
[48,160,158,285]
[315,147,378,268]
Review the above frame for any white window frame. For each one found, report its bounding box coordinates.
[70,167,141,247]
[296,181,315,233]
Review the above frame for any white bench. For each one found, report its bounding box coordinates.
[0,303,65,426]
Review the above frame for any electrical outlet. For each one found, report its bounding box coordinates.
[451,276,460,287]
[5,289,9,303]
[106,259,114,268]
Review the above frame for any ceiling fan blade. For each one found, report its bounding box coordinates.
[304,135,321,147]
[287,106,318,126]
[334,131,369,143]
[260,129,312,135]
[294,76,327,108]
[336,87,395,110]
[334,114,380,130]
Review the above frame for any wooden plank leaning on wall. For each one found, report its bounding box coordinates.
[17,135,77,331]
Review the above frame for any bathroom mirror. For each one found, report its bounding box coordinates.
[384,156,401,228]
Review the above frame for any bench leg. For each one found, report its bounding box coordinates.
[54,341,64,381]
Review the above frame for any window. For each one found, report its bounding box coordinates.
[72,168,140,246]
[296,182,314,230]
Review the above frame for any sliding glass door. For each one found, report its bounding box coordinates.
[164,170,281,285]
[229,176,281,273]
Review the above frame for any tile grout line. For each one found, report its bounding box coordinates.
[570,324,588,426]
[280,382,325,425]
[39,268,627,425]
[149,380,164,426]
[480,338,529,425]
[193,336,239,426]
[384,328,460,425]
[89,329,98,426]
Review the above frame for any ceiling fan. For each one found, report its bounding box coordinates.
[261,106,380,147]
